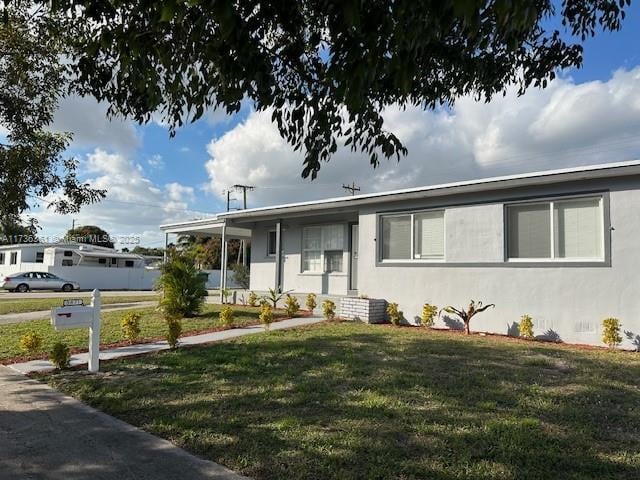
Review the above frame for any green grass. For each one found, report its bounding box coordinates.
[0,294,159,315]
[45,322,640,480]
[0,304,283,361]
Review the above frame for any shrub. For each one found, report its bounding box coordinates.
[219,305,234,327]
[284,294,300,317]
[305,293,317,312]
[259,303,274,329]
[519,314,534,339]
[231,264,250,289]
[265,287,291,308]
[441,300,495,335]
[421,304,438,328]
[322,300,336,321]
[247,291,259,307]
[120,311,142,343]
[387,302,403,325]
[49,341,70,370]
[166,317,183,349]
[602,317,622,348]
[221,288,232,304]
[19,330,43,354]
[157,253,206,318]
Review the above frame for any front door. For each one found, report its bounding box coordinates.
[349,224,358,291]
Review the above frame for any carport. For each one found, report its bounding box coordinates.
[160,217,252,298]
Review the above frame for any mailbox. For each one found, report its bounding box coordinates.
[51,306,95,330]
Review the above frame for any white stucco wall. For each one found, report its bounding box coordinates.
[356,181,640,350]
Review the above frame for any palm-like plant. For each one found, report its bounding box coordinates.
[263,287,293,308]
[441,300,495,335]
[156,253,207,318]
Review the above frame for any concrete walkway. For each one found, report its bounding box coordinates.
[0,301,157,325]
[0,365,249,480]
[8,316,324,374]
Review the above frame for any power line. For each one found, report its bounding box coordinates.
[232,184,255,209]
[342,181,361,196]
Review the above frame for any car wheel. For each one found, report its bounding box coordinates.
[16,284,29,293]
[62,284,73,292]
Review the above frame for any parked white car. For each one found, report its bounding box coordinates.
[0,272,80,292]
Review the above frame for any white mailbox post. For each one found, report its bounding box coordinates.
[51,289,102,372]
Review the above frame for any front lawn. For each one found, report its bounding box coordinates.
[0,304,284,362]
[0,294,159,315]
[46,322,640,479]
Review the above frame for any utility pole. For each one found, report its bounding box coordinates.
[232,184,255,209]
[225,190,236,212]
[342,181,361,196]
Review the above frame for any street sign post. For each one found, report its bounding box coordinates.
[51,289,102,372]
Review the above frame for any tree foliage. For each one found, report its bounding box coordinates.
[66,225,113,248]
[157,252,207,318]
[0,1,104,223]
[43,0,630,177]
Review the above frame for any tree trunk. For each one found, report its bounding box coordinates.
[464,320,471,335]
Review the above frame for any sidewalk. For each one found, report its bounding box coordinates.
[8,316,324,374]
[0,365,249,480]
[0,301,157,325]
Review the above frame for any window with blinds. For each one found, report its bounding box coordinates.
[380,210,444,261]
[507,197,603,260]
[302,224,345,272]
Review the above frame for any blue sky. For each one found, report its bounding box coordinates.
[30,3,640,248]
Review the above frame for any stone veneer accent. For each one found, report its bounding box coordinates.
[340,297,388,324]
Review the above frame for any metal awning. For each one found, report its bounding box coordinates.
[160,217,252,239]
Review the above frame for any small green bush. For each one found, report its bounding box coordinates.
[602,317,622,348]
[120,311,142,343]
[305,293,317,312]
[387,302,403,325]
[247,291,259,307]
[166,317,183,349]
[19,330,43,354]
[221,288,232,304]
[260,303,274,329]
[421,304,438,328]
[519,314,534,339]
[322,300,336,321]
[285,294,300,317]
[49,341,70,370]
[219,305,234,327]
[157,253,206,317]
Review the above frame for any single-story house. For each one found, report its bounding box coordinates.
[161,160,640,349]
[0,243,158,290]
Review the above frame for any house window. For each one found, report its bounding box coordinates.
[507,197,603,261]
[98,258,106,264]
[380,210,445,261]
[62,259,73,266]
[63,250,73,257]
[302,224,344,272]
[0,253,4,264]
[10,252,17,265]
[125,260,135,267]
[267,231,277,256]
[111,258,117,265]
[35,251,44,263]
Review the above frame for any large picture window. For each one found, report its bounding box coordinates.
[380,210,445,261]
[507,197,603,261]
[302,224,344,272]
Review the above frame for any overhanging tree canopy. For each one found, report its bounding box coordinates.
[45,0,629,178]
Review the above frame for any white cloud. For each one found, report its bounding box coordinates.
[31,149,205,248]
[205,67,640,206]
[147,154,164,169]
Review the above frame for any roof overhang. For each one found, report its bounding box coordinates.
[160,217,252,238]
[76,251,143,260]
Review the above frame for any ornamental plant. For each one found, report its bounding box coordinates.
[260,303,274,329]
[519,314,534,339]
[166,317,183,349]
[247,291,259,307]
[322,300,336,321]
[387,302,403,325]
[264,287,292,308]
[120,311,142,343]
[219,305,234,327]
[421,304,438,328]
[19,330,43,354]
[49,341,70,370]
[157,253,206,318]
[602,317,622,349]
[284,294,300,317]
[305,293,317,312]
[441,300,495,335]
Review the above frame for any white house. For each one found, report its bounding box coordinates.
[0,243,160,290]
[161,160,640,349]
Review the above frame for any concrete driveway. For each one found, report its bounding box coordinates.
[0,366,247,480]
